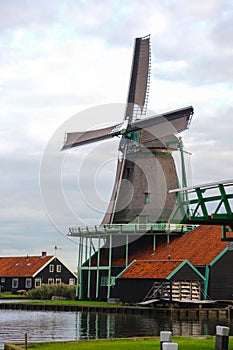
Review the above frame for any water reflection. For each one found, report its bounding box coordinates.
[0,309,231,350]
[79,312,230,339]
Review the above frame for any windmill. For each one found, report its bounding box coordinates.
[62,35,193,226]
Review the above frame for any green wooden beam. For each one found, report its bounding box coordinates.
[219,184,233,218]
[203,265,209,300]
[107,235,112,299]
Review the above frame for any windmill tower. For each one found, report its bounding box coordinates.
[63,35,194,300]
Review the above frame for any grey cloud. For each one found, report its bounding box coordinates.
[150,0,233,85]
[0,0,59,29]
[183,105,233,185]
[1,0,232,269]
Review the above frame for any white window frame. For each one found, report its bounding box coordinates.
[49,264,54,273]
[56,265,61,273]
[48,278,54,285]
[12,278,19,289]
[100,276,108,287]
[69,278,75,286]
[35,278,41,288]
[25,278,32,289]
[56,278,62,284]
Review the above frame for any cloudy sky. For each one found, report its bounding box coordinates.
[1,0,233,271]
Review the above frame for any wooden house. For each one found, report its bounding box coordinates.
[0,252,77,293]
[110,225,233,302]
[78,225,233,302]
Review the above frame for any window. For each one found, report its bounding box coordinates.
[69,278,75,286]
[49,264,54,273]
[110,276,116,286]
[144,192,150,204]
[56,265,61,273]
[56,278,62,284]
[25,278,32,289]
[12,278,19,289]
[1,278,5,283]
[48,278,54,284]
[100,276,108,287]
[35,278,41,288]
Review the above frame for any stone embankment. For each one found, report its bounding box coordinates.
[0,301,232,319]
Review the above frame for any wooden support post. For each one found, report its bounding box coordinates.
[25,333,28,350]
[125,234,129,266]
[96,235,101,299]
[153,233,156,251]
[107,235,112,300]
[78,236,84,300]
[87,237,92,299]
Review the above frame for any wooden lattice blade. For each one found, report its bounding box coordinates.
[61,122,124,150]
[126,35,150,123]
[128,106,194,136]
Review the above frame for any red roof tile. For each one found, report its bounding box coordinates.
[117,226,229,279]
[0,255,53,277]
[128,226,228,266]
[90,226,229,279]
[120,260,182,279]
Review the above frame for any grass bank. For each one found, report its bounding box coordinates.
[0,293,28,299]
[15,300,122,307]
[8,337,228,350]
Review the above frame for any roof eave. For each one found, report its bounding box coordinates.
[32,256,55,277]
[209,247,228,267]
[166,259,205,281]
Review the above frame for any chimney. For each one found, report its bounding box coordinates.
[41,251,47,257]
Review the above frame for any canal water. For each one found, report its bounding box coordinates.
[0,309,231,349]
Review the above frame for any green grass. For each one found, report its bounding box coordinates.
[0,294,122,307]
[0,293,27,299]
[17,336,227,350]
[18,300,122,307]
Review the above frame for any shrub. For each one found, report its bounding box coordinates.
[28,283,76,300]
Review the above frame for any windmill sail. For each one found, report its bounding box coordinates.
[61,34,194,226]
[125,35,151,123]
[129,106,193,133]
[102,35,151,224]
[61,106,193,151]
[61,122,124,150]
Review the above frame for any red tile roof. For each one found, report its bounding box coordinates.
[128,225,228,266]
[0,255,54,277]
[120,260,182,279]
[118,226,230,279]
[90,226,230,280]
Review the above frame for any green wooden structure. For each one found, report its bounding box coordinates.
[68,223,195,299]
[170,179,233,240]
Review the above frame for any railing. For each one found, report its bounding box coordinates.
[169,179,233,240]
[68,223,195,236]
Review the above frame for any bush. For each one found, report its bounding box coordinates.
[28,283,76,300]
